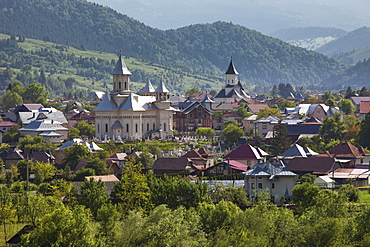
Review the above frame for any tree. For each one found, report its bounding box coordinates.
[79,178,109,218]
[85,157,109,175]
[292,183,321,214]
[338,99,355,115]
[110,161,151,213]
[196,127,216,137]
[1,91,22,111]
[185,88,201,96]
[2,124,20,144]
[18,135,54,152]
[269,121,292,156]
[24,206,98,246]
[270,85,279,97]
[22,83,48,104]
[257,107,281,119]
[33,162,56,184]
[68,127,80,140]
[338,184,360,202]
[73,121,95,138]
[299,173,317,184]
[234,103,251,118]
[319,113,346,143]
[344,86,356,99]
[359,112,370,149]
[222,123,244,145]
[209,184,249,205]
[135,150,155,170]
[0,187,15,243]
[62,143,90,169]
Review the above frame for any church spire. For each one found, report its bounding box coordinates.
[225,57,239,75]
[112,51,131,93]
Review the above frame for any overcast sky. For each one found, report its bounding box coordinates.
[89,0,370,34]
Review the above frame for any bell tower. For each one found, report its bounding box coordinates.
[112,50,132,93]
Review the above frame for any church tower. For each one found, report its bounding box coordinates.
[111,52,132,94]
[225,57,239,86]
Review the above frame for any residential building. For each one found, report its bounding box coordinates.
[18,107,68,127]
[224,144,268,167]
[18,120,69,143]
[93,53,174,140]
[244,161,298,204]
[152,156,198,175]
[290,104,340,121]
[205,159,248,176]
[327,142,369,167]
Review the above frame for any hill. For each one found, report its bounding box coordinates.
[316,27,370,57]
[0,34,225,98]
[0,0,349,91]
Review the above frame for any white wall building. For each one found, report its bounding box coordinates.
[244,161,298,204]
[93,54,174,140]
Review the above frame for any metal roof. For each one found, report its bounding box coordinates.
[225,58,239,75]
[154,80,169,93]
[141,79,155,93]
[120,93,145,111]
[111,54,132,75]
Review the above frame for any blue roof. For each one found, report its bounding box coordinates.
[111,55,131,75]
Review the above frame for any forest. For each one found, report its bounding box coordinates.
[1,0,363,90]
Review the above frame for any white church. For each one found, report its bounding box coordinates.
[93,54,174,140]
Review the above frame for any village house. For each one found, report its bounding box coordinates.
[205,159,248,176]
[224,144,268,167]
[244,161,298,204]
[289,104,340,121]
[327,142,370,167]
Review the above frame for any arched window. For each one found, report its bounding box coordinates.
[118,81,122,89]
[126,124,129,132]
[147,123,149,131]
[105,124,108,133]
[135,124,138,132]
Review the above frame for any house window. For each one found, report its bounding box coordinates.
[262,125,267,129]
[198,108,201,112]
[198,119,202,124]
[258,177,262,179]
[126,124,129,132]
[258,183,263,189]
[272,183,275,189]
[105,124,108,133]
[251,183,255,189]
[118,81,122,89]
[190,114,193,118]
[247,160,251,166]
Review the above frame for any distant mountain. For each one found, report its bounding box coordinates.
[316,27,370,57]
[269,27,347,51]
[90,0,370,34]
[270,27,347,41]
[333,46,370,65]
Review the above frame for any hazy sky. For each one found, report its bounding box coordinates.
[90,0,370,34]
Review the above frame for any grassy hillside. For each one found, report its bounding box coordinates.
[333,46,370,65]
[0,34,229,98]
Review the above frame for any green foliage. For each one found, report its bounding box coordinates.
[18,135,54,152]
[2,124,20,144]
[111,161,151,213]
[85,157,109,176]
[359,112,370,149]
[185,88,201,96]
[196,127,216,137]
[292,183,321,214]
[222,123,244,145]
[24,205,98,247]
[62,143,90,168]
[257,107,281,119]
[79,178,108,218]
[269,121,292,156]
[319,113,346,143]
[338,184,360,202]
[299,173,317,184]
[148,175,211,209]
[72,121,95,138]
[338,99,356,115]
[209,184,249,205]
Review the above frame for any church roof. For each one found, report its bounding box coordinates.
[93,91,118,111]
[141,79,155,93]
[154,80,169,93]
[225,58,239,75]
[111,54,132,75]
[112,120,123,129]
[120,93,145,111]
